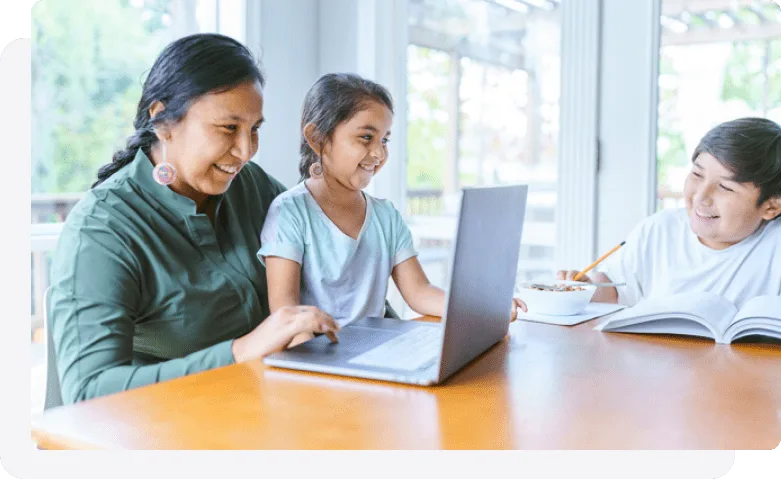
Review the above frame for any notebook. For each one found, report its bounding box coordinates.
[594,292,781,344]
[516,302,625,326]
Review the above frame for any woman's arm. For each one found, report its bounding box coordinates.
[391,257,446,317]
[50,218,239,405]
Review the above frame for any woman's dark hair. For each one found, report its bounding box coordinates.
[92,33,265,187]
[298,73,394,181]
[692,117,781,208]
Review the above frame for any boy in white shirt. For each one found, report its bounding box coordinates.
[557,117,781,308]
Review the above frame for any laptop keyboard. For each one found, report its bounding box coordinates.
[347,326,442,371]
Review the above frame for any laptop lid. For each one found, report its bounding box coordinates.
[436,185,528,382]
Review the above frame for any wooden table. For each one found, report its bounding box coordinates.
[31,318,781,449]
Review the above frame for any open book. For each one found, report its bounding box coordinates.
[594,292,781,344]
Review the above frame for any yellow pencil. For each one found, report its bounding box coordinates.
[572,241,625,282]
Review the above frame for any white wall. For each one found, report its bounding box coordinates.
[597,0,661,254]
[250,0,407,207]
[252,0,320,188]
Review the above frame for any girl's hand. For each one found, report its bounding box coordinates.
[231,305,340,362]
[510,297,528,322]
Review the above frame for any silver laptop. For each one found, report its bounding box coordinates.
[263,184,528,386]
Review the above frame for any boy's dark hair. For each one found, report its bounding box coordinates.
[93,33,265,188]
[298,73,394,181]
[692,117,781,208]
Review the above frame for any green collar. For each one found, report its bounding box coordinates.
[126,148,225,217]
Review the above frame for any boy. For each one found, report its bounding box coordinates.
[558,117,781,308]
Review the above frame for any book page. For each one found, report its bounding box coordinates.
[730,328,781,342]
[610,318,717,340]
[595,291,736,337]
[732,295,781,323]
[725,295,781,342]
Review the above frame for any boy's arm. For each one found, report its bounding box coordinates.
[592,272,619,303]
[391,257,446,317]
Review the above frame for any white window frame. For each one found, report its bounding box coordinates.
[375,0,604,271]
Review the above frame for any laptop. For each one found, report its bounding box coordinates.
[263,184,528,386]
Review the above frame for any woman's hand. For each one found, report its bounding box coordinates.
[231,305,340,363]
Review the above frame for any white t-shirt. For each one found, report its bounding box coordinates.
[603,208,781,309]
[257,182,418,326]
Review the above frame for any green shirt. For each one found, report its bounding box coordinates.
[49,149,285,404]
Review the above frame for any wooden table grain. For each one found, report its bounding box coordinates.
[31,318,781,449]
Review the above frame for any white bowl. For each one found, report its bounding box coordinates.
[514,280,597,316]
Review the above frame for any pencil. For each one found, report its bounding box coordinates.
[326,331,339,343]
[572,241,625,282]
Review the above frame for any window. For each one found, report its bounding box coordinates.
[30,0,247,413]
[656,0,781,211]
[400,0,561,315]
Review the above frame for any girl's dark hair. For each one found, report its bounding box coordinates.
[298,73,393,181]
[692,117,781,208]
[92,33,265,187]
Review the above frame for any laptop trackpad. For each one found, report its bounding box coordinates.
[284,317,429,362]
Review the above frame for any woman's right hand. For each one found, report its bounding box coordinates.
[231,305,340,363]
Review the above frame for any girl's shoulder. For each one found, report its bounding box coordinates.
[265,182,312,221]
[270,181,309,205]
[365,193,402,216]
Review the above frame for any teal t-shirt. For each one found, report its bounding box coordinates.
[257,182,418,325]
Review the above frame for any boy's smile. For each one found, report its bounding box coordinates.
[684,152,777,250]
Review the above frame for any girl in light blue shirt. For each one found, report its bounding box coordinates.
[258,73,522,346]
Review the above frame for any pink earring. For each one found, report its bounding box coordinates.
[309,160,323,178]
[152,140,177,186]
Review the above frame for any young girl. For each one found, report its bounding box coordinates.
[258,73,521,346]
[558,117,781,309]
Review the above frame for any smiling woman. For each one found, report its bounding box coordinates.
[48,33,340,405]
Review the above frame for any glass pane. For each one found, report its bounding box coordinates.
[31,0,176,223]
[401,0,561,318]
[656,0,781,211]
[30,0,243,226]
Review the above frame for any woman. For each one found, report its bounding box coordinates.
[49,33,340,405]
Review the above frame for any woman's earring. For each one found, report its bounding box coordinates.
[309,160,323,179]
[152,140,177,186]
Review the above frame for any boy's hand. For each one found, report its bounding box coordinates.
[556,270,592,283]
[556,270,618,304]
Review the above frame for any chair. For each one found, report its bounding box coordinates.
[42,287,64,410]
